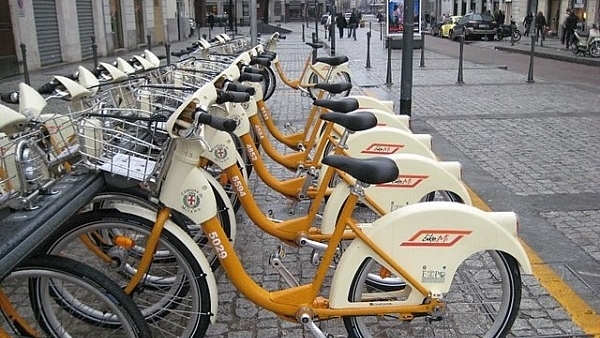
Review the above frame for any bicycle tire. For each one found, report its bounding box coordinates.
[261,65,277,102]
[37,210,213,338]
[343,250,522,338]
[88,183,233,271]
[1,255,151,338]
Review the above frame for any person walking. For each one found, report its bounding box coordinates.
[348,9,358,38]
[560,8,571,45]
[564,10,578,49]
[535,11,547,43]
[336,13,346,38]
[523,12,533,37]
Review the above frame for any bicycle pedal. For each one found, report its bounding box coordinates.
[269,247,299,287]
[297,310,327,338]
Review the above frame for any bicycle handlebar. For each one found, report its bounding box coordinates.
[194,109,237,133]
[216,90,251,104]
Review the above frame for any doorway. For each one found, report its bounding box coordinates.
[0,0,18,78]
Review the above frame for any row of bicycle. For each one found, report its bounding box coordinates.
[0,32,532,337]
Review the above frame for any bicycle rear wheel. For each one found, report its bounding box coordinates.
[343,250,522,337]
[0,255,150,338]
[37,210,213,338]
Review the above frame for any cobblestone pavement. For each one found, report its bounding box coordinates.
[1,21,599,337]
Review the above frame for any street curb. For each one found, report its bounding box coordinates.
[494,45,600,67]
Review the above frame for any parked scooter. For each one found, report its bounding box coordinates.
[570,24,600,57]
[496,20,521,42]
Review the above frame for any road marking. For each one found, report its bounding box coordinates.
[467,186,600,337]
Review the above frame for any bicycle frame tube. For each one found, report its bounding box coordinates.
[0,290,39,336]
[201,192,439,319]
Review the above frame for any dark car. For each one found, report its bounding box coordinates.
[451,13,497,41]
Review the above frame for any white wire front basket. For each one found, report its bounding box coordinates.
[74,108,169,182]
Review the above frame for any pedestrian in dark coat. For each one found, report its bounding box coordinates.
[535,11,547,43]
[336,13,347,38]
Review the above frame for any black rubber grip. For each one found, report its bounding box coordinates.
[249,57,271,67]
[171,50,188,57]
[225,82,255,96]
[1,91,19,104]
[238,72,263,82]
[216,90,251,104]
[279,35,287,39]
[37,81,58,95]
[240,66,262,74]
[195,111,238,133]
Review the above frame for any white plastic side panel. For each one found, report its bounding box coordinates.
[329,202,532,308]
[19,83,47,120]
[345,127,436,160]
[348,95,394,113]
[77,66,100,94]
[201,128,240,170]
[116,58,137,74]
[202,172,237,242]
[159,163,217,225]
[0,104,26,134]
[363,154,471,210]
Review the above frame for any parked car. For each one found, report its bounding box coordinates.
[439,16,461,38]
[451,12,497,41]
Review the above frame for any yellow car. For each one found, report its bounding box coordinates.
[439,16,462,38]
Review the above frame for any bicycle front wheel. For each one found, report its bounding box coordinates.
[38,210,213,338]
[343,250,522,338]
[1,255,151,338]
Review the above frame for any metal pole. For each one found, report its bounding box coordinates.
[385,36,392,85]
[527,16,536,83]
[400,0,414,116]
[419,31,425,67]
[366,31,372,68]
[250,0,257,45]
[457,35,464,84]
[527,33,535,83]
[315,0,319,41]
[330,5,336,55]
[380,21,383,40]
[510,22,514,46]
[165,43,171,65]
[19,43,30,85]
[302,24,306,42]
[91,35,98,69]
[146,34,152,50]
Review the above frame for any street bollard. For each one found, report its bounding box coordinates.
[165,43,171,65]
[353,25,356,41]
[510,24,514,46]
[330,24,336,55]
[366,31,372,68]
[385,37,392,85]
[209,26,212,40]
[419,32,425,67]
[146,34,152,51]
[527,33,535,83]
[302,24,305,42]
[91,35,98,69]
[311,33,317,63]
[203,34,207,40]
[380,22,383,40]
[19,43,30,85]
[457,35,464,84]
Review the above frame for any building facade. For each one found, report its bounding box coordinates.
[0,0,598,78]
[1,0,194,78]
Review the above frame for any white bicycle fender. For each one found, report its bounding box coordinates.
[348,95,394,113]
[87,203,219,322]
[319,155,470,234]
[301,62,351,84]
[331,109,410,133]
[202,172,237,242]
[345,127,435,160]
[329,202,532,308]
[363,154,470,209]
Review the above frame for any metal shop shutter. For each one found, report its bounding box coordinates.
[33,0,62,66]
[77,0,94,59]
